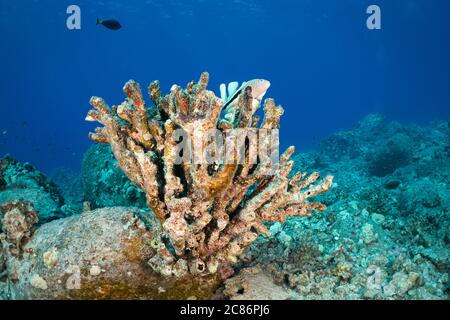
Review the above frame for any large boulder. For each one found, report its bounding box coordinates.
[2,207,221,300]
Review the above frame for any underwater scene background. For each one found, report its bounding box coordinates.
[0,0,449,300]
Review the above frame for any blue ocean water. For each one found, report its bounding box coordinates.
[0,0,449,172]
[1,1,450,302]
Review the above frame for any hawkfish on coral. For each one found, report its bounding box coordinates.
[85,72,333,278]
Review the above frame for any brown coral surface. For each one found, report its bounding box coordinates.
[86,72,333,277]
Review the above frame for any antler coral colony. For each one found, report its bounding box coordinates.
[86,72,333,277]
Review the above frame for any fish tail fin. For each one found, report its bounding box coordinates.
[96,18,101,25]
[219,83,227,102]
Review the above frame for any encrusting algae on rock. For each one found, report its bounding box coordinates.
[1,207,223,299]
[85,72,334,278]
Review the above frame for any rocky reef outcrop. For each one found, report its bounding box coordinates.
[365,132,413,177]
[49,167,84,214]
[1,206,221,299]
[82,143,147,209]
[242,114,449,300]
[0,155,67,226]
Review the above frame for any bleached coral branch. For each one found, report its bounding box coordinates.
[86,72,333,277]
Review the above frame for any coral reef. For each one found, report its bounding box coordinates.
[365,133,413,177]
[0,156,67,225]
[85,72,333,277]
[241,114,449,300]
[82,143,146,209]
[1,78,447,300]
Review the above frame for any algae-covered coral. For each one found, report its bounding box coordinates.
[85,72,333,277]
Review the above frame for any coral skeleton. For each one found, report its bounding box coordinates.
[86,72,333,277]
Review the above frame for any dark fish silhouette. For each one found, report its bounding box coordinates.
[96,18,122,30]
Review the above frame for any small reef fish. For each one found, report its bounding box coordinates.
[220,79,271,111]
[219,79,271,124]
[96,18,122,30]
